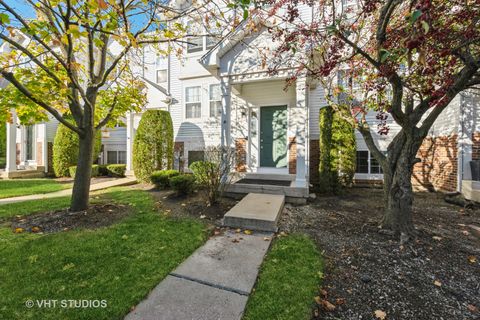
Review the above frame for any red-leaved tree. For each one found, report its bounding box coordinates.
[235,0,480,241]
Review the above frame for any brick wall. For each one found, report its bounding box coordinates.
[472,132,480,160]
[412,135,458,192]
[235,138,247,172]
[36,142,43,166]
[309,139,320,186]
[288,137,296,174]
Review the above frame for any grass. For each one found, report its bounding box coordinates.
[0,187,209,319]
[0,179,70,199]
[243,234,323,320]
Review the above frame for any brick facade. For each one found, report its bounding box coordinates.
[235,138,247,172]
[472,132,480,160]
[412,135,458,192]
[36,142,43,166]
[288,137,296,174]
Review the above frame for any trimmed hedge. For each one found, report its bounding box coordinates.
[53,118,101,177]
[69,165,100,179]
[133,110,174,182]
[151,170,180,188]
[170,175,196,195]
[106,164,126,177]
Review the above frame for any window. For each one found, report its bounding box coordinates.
[187,36,203,53]
[185,86,202,118]
[156,69,167,83]
[209,84,222,117]
[118,151,126,164]
[206,35,217,50]
[188,151,205,167]
[356,151,369,174]
[356,150,383,174]
[107,150,127,164]
[107,151,118,164]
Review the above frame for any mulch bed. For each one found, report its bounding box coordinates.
[11,204,131,234]
[149,188,238,224]
[279,188,480,320]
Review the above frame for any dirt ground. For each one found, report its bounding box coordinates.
[147,187,238,224]
[279,187,480,320]
[11,203,131,233]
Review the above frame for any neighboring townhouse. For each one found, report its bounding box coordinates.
[2,1,480,203]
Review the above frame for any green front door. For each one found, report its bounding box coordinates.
[260,106,288,168]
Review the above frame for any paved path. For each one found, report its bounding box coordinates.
[0,177,137,205]
[125,230,273,320]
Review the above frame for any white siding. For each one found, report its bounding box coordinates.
[308,85,327,140]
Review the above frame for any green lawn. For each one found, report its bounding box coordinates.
[0,179,70,199]
[0,187,209,319]
[243,234,324,320]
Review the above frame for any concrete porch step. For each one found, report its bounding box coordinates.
[223,193,285,232]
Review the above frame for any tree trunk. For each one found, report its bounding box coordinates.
[70,128,95,212]
[381,141,418,243]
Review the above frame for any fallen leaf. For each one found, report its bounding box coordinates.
[235,228,241,233]
[335,298,346,305]
[432,236,442,241]
[200,215,206,219]
[467,304,478,313]
[321,299,336,311]
[314,296,322,304]
[468,256,477,264]
[181,203,186,207]
[14,227,24,233]
[244,230,252,235]
[31,226,41,233]
[232,239,240,243]
[320,289,328,297]
[374,310,387,320]
[434,280,442,287]
[462,230,470,236]
[213,230,221,235]
[263,237,271,241]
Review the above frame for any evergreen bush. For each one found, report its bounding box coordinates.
[318,106,356,193]
[133,110,174,182]
[151,169,180,188]
[53,117,101,177]
[170,174,196,195]
[106,164,126,177]
[69,164,100,179]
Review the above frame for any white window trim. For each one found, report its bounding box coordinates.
[209,84,222,118]
[156,69,168,84]
[185,86,202,119]
[355,150,384,179]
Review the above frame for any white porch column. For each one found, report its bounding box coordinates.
[5,110,18,173]
[220,76,232,147]
[126,112,134,173]
[293,76,308,187]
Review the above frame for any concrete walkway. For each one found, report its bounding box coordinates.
[125,230,273,320]
[0,177,137,205]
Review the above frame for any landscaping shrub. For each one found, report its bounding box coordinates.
[189,146,235,204]
[106,164,126,177]
[170,175,196,195]
[318,106,356,194]
[53,117,101,177]
[98,164,109,176]
[150,169,180,188]
[69,165,100,179]
[133,110,174,182]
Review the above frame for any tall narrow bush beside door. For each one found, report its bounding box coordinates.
[133,110,174,182]
[53,117,101,177]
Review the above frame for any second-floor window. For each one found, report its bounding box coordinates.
[209,84,222,117]
[187,36,204,53]
[156,69,167,83]
[185,86,201,119]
